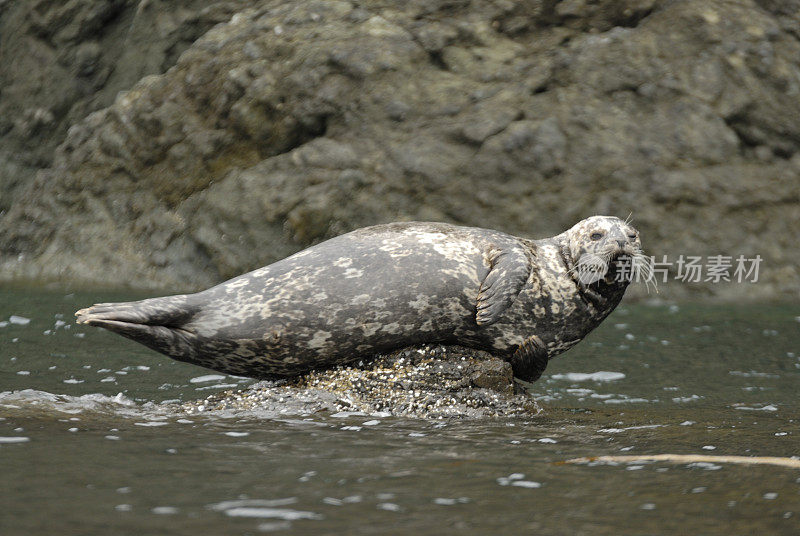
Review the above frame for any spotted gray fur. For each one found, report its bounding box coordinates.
[75,216,643,382]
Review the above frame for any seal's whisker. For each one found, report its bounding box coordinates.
[624,212,634,225]
[631,253,658,294]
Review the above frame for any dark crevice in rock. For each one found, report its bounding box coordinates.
[425,49,449,71]
[612,5,656,29]
[493,0,660,37]
[724,113,797,159]
[262,112,331,161]
[531,84,551,95]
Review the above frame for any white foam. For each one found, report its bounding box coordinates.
[604,397,650,404]
[210,498,298,510]
[209,498,320,520]
[8,315,30,325]
[511,481,542,488]
[735,404,778,412]
[729,370,780,378]
[152,506,178,515]
[222,507,322,520]
[687,462,722,471]
[672,395,702,403]
[194,383,238,391]
[189,374,227,383]
[551,372,626,382]
[0,436,30,443]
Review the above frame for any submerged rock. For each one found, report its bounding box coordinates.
[182,346,542,419]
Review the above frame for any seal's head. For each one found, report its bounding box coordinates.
[563,215,650,289]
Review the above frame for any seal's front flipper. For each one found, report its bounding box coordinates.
[510,335,549,382]
[476,245,533,326]
[75,295,199,362]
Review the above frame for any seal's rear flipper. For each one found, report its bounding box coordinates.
[75,296,199,361]
[75,295,196,326]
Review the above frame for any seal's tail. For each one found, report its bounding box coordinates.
[75,295,199,361]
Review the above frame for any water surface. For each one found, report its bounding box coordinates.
[1,288,799,535]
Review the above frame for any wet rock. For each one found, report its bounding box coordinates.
[0,0,799,299]
[0,0,250,212]
[183,345,542,419]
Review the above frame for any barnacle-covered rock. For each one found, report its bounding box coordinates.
[183,345,542,419]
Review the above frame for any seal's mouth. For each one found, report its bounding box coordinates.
[605,250,657,293]
[602,253,630,285]
[575,250,632,288]
[573,246,652,291]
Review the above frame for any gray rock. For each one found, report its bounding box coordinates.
[0,0,250,212]
[1,0,799,300]
[183,345,542,418]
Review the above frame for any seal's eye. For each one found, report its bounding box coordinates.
[590,232,603,241]
[627,233,637,240]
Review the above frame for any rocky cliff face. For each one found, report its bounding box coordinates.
[1,0,799,300]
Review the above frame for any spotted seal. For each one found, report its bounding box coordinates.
[75,216,647,382]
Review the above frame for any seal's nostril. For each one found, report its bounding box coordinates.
[616,239,626,247]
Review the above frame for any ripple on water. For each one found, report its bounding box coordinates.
[189,375,227,384]
[195,383,239,391]
[433,497,471,505]
[0,436,30,443]
[733,404,778,412]
[729,371,780,379]
[133,421,169,427]
[604,396,653,404]
[208,499,322,521]
[549,372,626,382]
[151,506,179,515]
[497,473,542,488]
[0,390,136,414]
[687,462,722,470]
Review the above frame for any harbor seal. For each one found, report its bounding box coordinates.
[75,215,648,382]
